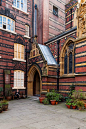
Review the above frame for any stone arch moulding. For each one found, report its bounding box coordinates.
[14,35,25,45]
[27,64,42,96]
[60,37,75,76]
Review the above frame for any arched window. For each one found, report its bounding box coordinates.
[60,39,75,76]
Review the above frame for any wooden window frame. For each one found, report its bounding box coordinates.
[13,0,27,13]
[13,70,25,89]
[0,15,15,32]
[14,43,25,60]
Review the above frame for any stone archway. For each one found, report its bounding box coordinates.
[27,64,42,96]
[60,37,75,76]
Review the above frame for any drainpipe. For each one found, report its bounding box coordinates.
[25,41,28,97]
[32,0,34,41]
[57,40,60,92]
[71,8,72,28]
[34,4,37,36]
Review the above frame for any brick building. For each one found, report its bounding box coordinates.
[0,0,86,97]
[0,0,32,97]
[0,0,66,97]
[34,0,66,44]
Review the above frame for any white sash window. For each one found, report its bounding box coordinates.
[13,0,27,13]
[14,70,24,88]
[14,43,24,60]
[0,15,15,32]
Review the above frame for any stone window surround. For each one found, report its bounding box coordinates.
[60,38,75,77]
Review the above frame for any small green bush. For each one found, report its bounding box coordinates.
[42,98,49,105]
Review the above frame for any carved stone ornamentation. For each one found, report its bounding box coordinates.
[29,43,40,58]
[42,62,47,76]
[77,0,86,38]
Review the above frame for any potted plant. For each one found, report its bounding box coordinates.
[1,99,9,111]
[72,102,77,109]
[49,89,57,105]
[6,89,12,101]
[46,92,52,103]
[0,102,3,113]
[66,102,71,109]
[42,98,49,105]
[55,93,61,104]
[84,102,86,109]
[66,98,72,109]
[39,96,45,103]
[76,100,84,110]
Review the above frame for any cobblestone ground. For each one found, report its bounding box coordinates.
[0,97,86,129]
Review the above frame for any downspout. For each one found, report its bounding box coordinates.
[32,0,34,41]
[57,40,60,91]
[71,8,72,28]
[25,42,28,97]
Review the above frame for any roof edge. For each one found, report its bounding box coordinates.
[45,26,77,44]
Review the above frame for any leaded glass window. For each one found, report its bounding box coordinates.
[64,41,74,74]
[64,51,67,74]
[69,52,72,73]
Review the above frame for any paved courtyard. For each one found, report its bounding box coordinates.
[0,97,86,129]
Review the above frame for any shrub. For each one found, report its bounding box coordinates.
[76,100,84,110]
[42,98,49,105]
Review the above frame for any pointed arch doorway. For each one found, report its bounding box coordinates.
[33,70,40,96]
[27,64,42,96]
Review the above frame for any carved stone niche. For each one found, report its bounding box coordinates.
[29,43,39,58]
[77,0,86,38]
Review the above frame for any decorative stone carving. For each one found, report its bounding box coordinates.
[77,0,86,38]
[29,43,40,58]
[42,62,47,76]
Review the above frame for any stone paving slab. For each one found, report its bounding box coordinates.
[0,98,86,129]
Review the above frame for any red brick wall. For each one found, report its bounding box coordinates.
[49,0,65,39]
[35,0,65,44]
[0,0,32,92]
[65,0,78,30]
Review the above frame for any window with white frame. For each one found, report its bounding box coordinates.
[14,43,24,60]
[13,0,27,12]
[25,25,29,37]
[0,15,15,32]
[14,70,24,88]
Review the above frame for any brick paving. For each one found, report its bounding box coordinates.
[0,97,86,129]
